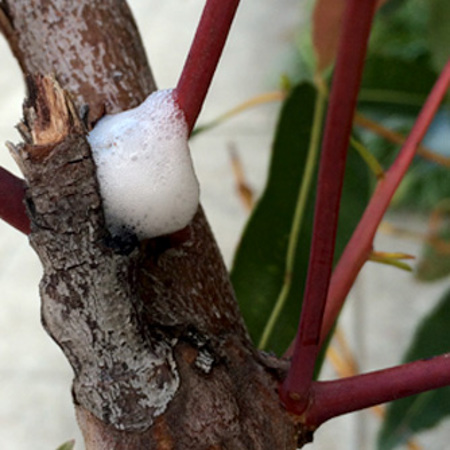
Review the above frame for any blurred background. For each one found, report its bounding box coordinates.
[0,0,449,448]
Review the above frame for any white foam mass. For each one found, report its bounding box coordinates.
[87,89,199,239]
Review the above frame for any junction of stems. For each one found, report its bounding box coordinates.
[280,0,378,413]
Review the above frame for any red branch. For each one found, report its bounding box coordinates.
[280,0,377,412]
[320,58,450,343]
[175,0,240,134]
[0,167,29,234]
[304,353,450,427]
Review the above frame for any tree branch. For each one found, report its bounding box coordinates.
[280,0,378,412]
[175,0,240,133]
[1,2,306,447]
[320,59,450,344]
[304,353,450,428]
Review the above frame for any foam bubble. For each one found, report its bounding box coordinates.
[87,89,199,240]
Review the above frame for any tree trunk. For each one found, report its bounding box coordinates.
[1,1,309,448]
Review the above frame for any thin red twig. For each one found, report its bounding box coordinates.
[0,167,29,234]
[320,59,450,344]
[175,0,240,134]
[280,0,378,412]
[304,353,450,427]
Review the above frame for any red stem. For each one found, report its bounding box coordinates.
[0,167,29,234]
[304,353,450,427]
[320,58,450,344]
[175,0,240,134]
[280,0,377,412]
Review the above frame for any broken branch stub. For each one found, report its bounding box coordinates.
[16,75,179,431]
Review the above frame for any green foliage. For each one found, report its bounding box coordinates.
[292,0,449,213]
[393,156,450,211]
[230,82,369,355]
[377,290,450,449]
[357,0,450,212]
[357,38,450,211]
[371,0,429,61]
[416,205,450,281]
[416,228,450,281]
[55,440,75,450]
[371,0,450,75]
[360,54,438,113]
[428,0,450,72]
[230,83,316,354]
[230,0,448,443]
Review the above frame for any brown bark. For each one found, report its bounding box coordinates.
[0,0,155,125]
[1,1,308,448]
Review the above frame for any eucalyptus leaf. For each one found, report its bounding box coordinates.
[231,82,369,355]
[377,289,450,449]
[230,83,316,355]
[370,0,429,62]
[428,0,450,73]
[360,54,437,114]
[55,440,75,450]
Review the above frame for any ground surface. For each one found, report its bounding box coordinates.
[0,1,449,449]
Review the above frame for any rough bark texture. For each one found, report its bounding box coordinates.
[1,1,308,448]
[15,76,181,432]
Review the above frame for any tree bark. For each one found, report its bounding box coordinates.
[0,0,155,124]
[1,1,308,448]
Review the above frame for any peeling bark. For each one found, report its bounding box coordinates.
[1,1,308,448]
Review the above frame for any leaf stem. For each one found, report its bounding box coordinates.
[358,89,426,107]
[354,112,450,168]
[192,90,285,136]
[0,167,29,234]
[350,136,385,179]
[321,59,450,344]
[175,0,240,134]
[258,85,327,350]
[303,353,450,428]
[280,0,378,413]
[369,251,413,272]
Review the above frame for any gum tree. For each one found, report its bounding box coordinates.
[0,0,449,449]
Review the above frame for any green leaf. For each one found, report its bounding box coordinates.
[428,0,450,73]
[416,213,450,282]
[370,0,429,62]
[359,54,438,113]
[55,440,75,450]
[377,290,450,449]
[230,83,316,354]
[230,82,369,355]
